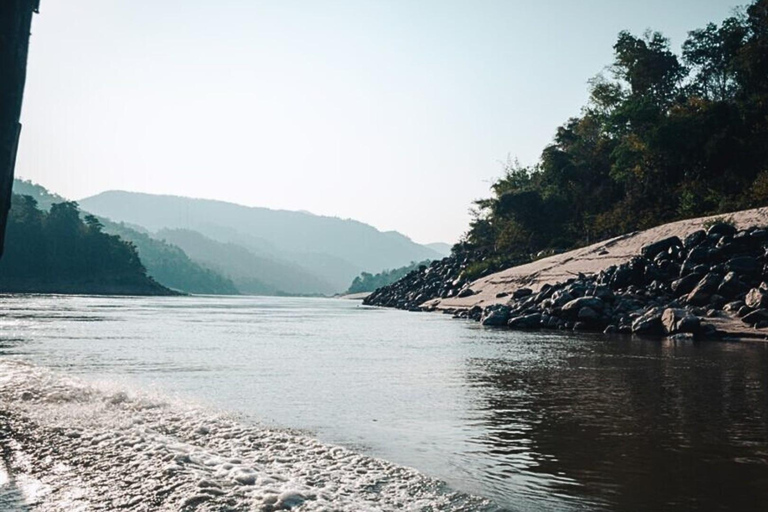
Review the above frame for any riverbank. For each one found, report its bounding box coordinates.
[0,277,179,296]
[366,207,768,340]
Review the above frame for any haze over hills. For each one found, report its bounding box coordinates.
[157,229,334,296]
[79,191,445,293]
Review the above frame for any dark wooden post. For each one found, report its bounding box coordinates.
[0,0,39,257]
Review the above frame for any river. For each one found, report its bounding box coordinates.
[1,295,767,511]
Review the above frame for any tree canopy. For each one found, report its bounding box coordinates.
[0,194,171,294]
[460,0,768,271]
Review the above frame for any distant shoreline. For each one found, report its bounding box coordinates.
[0,280,180,297]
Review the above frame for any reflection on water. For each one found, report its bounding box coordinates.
[466,334,768,511]
[1,294,768,511]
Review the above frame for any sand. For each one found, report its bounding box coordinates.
[425,207,768,313]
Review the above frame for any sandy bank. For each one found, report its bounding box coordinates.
[427,207,768,312]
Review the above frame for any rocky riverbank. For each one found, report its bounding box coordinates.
[365,209,768,341]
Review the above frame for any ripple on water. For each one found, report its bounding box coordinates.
[0,360,495,511]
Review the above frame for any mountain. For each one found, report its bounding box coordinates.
[0,195,173,295]
[425,243,452,258]
[157,229,334,296]
[79,191,443,293]
[104,222,239,295]
[12,179,237,295]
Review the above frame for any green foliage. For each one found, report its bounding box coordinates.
[462,0,768,267]
[0,195,170,294]
[11,179,239,295]
[103,221,240,295]
[347,260,433,294]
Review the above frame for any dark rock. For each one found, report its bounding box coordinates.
[737,305,752,318]
[641,236,682,260]
[750,229,768,243]
[577,306,601,322]
[717,272,743,299]
[573,321,590,331]
[587,285,615,302]
[457,288,476,298]
[507,313,542,329]
[561,297,605,317]
[745,288,768,309]
[631,308,664,335]
[685,246,709,264]
[668,332,695,341]
[551,290,575,307]
[495,292,509,298]
[481,305,511,326]
[603,325,618,334]
[723,300,744,313]
[671,273,703,297]
[726,256,761,276]
[707,222,737,238]
[683,230,707,249]
[686,273,723,306]
[661,308,701,335]
[512,288,533,299]
[742,309,768,327]
[709,294,727,310]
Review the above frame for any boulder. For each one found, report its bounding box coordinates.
[671,273,703,297]
[717,272,743,299]
[631,308,664,335]
[686,273,723,306]
[742,309,768,327]
[577,306,601,322]
[661,308,701,335]
[745,288,768,309]
[573,321,590,331]
[561,297,605,317]
[726,256,760,277]
[683,230,707,249]
[685,246,710,263]
[587,285,615,302]
[707,222,737,238]
[457,288,476,298]
[481,305,511,326]
[512,288,533,299]
[508,313,542,329]
[641,236,682,260]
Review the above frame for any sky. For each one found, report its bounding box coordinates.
[16,0,743,245]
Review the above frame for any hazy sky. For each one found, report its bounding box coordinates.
[17,0,741,244]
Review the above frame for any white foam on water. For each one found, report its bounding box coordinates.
[0,360,492,511]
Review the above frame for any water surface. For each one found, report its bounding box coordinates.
[1,295,768,511]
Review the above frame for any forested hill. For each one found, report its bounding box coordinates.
[346,260,433,294]
[0,195,173,295]
[459,0,768,275]
[11,179,239,295]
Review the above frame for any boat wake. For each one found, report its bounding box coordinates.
[0,360,491,511]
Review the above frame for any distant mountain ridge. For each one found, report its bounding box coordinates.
[79,190,443,293]
[157,228,334,296]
